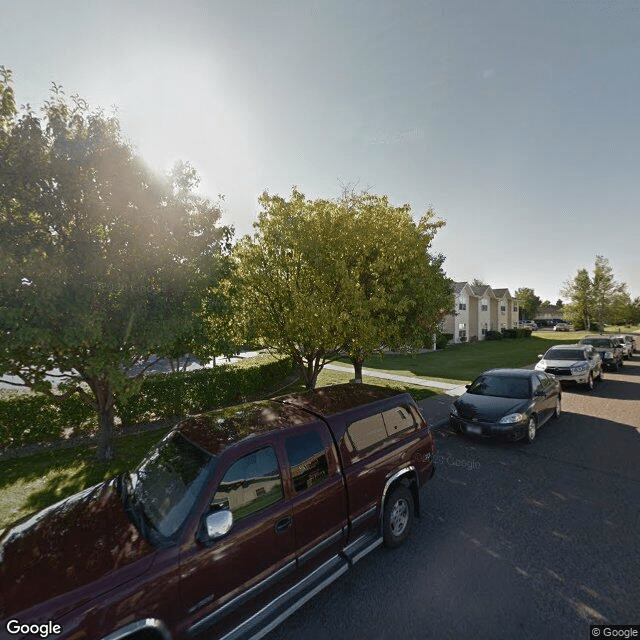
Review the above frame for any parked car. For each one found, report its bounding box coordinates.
[612,334,633,359]
[535,344,602,390]
[449,368,561,443]
[519,320,538,331]
[0,384,436,640]
[553,322,574,332]
[579,335,625,370]
[617,333,637,355]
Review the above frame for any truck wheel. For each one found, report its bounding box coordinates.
[383,485,413,548]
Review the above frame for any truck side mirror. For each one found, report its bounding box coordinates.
[199,509,233,545]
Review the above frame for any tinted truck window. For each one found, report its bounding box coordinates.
[381,406,416,435]
[346,406,417,452]
[285,430,329,493]
[213,447,283,521]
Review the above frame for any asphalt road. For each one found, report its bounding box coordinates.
[265,358,640,640]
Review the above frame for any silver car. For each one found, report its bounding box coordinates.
[535,344,603,391]
[613,334,634,359]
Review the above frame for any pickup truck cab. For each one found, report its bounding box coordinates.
[1,384,435,640]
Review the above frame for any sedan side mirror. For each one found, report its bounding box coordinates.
[537,354,543,359]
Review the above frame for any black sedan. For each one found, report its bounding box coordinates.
[449,368,562,443]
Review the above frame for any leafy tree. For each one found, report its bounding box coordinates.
[222,189,350,389]
[514,288,541,321]
[0,71,232,460]
[561,268,593,330]
[591,255,624,330]
[338,191,452,382]
[218,189,452,388]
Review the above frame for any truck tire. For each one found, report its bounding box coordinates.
[383,485,413,548]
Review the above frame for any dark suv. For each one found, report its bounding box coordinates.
[579,335,624,370]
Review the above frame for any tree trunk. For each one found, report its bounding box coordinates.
[352,358,364,384]
[97,404,116,461]
[91,378,116,462]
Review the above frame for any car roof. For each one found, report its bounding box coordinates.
[176,383,403,455]
[546,344,586,350]
[278,383,402,417]
[481,368,536,378]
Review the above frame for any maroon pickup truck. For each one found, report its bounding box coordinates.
[1,383,436,640]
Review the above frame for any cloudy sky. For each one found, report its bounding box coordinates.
[3,0,639,302]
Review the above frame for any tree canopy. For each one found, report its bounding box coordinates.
[561,256,630,330]
[217,188,452,388]
[0,69,232,460]
[514,287,541,321]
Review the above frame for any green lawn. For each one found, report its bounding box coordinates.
[0,370,439,533]
[336,334,578,383]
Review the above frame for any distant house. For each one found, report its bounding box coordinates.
[441,282,520,343]
[534,305,564,327]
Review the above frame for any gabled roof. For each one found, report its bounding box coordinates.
[492,288,513,299]
[470,285,492,297]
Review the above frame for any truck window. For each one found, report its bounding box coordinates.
[284,430,329,493]
[347,413,387,451]
[212,446,283,522]
[381,406,416,435]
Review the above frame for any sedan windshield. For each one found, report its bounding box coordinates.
[544,349,586,361]
[122,431,215,543]
[467,375,531,399]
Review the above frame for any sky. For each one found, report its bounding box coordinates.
[2,0,639,303]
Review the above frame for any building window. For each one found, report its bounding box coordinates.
[459,330,467,339]
[513,304,518,312]
[459,303,467,311]
[481,304,488,312]
[500,305,506,314]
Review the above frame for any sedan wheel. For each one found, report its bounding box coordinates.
[525,417,537,443]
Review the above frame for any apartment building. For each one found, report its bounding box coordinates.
[441,282,520,343]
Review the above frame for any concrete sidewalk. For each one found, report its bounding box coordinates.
[323,362,466,430]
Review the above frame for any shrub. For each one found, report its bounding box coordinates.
[115,355,295,427]
[485,331,503,341]
[501,328,517,339]
[0,356,295,450]
[0,392,95,450]
[515,328,532,339]
[435,333,453,350]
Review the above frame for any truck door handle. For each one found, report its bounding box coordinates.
[275,516,292,534]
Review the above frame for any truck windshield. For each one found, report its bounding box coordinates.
[121,431,215,544]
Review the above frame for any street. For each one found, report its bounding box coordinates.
[265,358,640,639]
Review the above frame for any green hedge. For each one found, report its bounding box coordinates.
[115,355,295,427]
[0,392,96,449]
[0,356,295,450]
